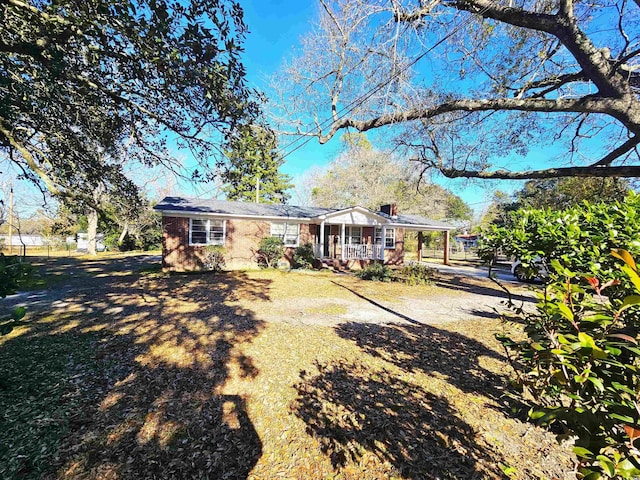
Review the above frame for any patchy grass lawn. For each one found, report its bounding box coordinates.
[0,257,574,479]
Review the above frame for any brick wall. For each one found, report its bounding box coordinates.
[162,215,319,271]
[225,218,271,269]
[162,216,201,271]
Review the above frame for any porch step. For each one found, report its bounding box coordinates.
[320,258,348,271]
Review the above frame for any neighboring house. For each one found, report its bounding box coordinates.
[454,233,480,250]
[0,234,48,247]
[154,197,455,271]
[76,233,106,252]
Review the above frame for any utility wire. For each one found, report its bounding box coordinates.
[195,2,497,200]
[278,1,497,162]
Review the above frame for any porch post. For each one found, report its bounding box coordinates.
[381,225,387,262]
[319,221,325,259]
[443,230,450,265]
[417,231,424,262]
[341,223,346,260]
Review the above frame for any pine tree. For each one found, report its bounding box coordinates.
[223,127,293,204]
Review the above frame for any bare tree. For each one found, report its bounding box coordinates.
[308,139,472,219]
[272,0,640,180]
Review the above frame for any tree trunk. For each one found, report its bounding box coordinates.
[118,222,128,246]
[87,206,98,256]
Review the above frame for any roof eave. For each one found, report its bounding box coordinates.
[388,222,456,231]
[155,208,313,222]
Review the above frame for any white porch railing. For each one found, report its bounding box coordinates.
[312,243,383,260]
[342,244,384,260]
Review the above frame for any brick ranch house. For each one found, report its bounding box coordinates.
[154,196,455,271]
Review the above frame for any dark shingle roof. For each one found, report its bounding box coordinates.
[154,196,336,219]
[154,196,455,230]
[391,214,455,230]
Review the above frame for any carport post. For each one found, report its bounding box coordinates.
[443,230,450,265]
[417,231,423,262]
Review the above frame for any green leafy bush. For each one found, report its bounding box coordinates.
[498,250,640,477]
[202,245,226,272]
[356,263,393,282]
[0,306,26,336]
[0,254,31,336]
[293,243,316,269]
[398,263,436,286]
[0,255,32,298]
[480,192,640,297]
[256,237,284,269]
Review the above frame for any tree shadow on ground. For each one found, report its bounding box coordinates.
[292,359,502,479]
[0,256,265,479]
[335,321,507,399]
[433,273,535,306]
[330,281,423,324]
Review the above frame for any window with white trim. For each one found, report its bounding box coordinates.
[189,218,225,246]
[345,226,362,245]
[385,228,396,248]
[375,227,396,249]
[374,227,382,246]
[270,222,300,246]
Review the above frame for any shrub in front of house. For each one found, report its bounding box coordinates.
[356,263,393,282]
[202,245,226,272]
[480,194,640,476]
[398,263,436,286]
[293,243,316,269]
[497,251,640,478]
[256,237,284,269]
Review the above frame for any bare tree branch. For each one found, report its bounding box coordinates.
[319,96,640,143]
[274,0,640,181]
[590,136,640,167]
[437,165,640,179]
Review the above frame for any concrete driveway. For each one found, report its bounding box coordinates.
[423,262,521,284]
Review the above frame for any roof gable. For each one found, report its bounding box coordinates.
[316,206,388,224]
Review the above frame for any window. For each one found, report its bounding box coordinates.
[191,219,207,245]
[345,226,362,245]
[375,227,396,249]
[209,220,225,245]
[385,228,396,248]
[270,222,300,246]
[374,227,382,246]
[189,218,225,246]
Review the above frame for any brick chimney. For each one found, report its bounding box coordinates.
[380,203,398,218]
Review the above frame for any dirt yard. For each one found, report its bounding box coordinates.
[0,254,575,479]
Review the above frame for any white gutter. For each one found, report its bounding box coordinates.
[388,223,456,231]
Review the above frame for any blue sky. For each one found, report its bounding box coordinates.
[241,1,344,177]
[239,1,519,216]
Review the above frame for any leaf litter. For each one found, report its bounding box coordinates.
[0,255,575,479]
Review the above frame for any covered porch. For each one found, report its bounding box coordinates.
[307,206,454,265]
[312,223,388,262]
